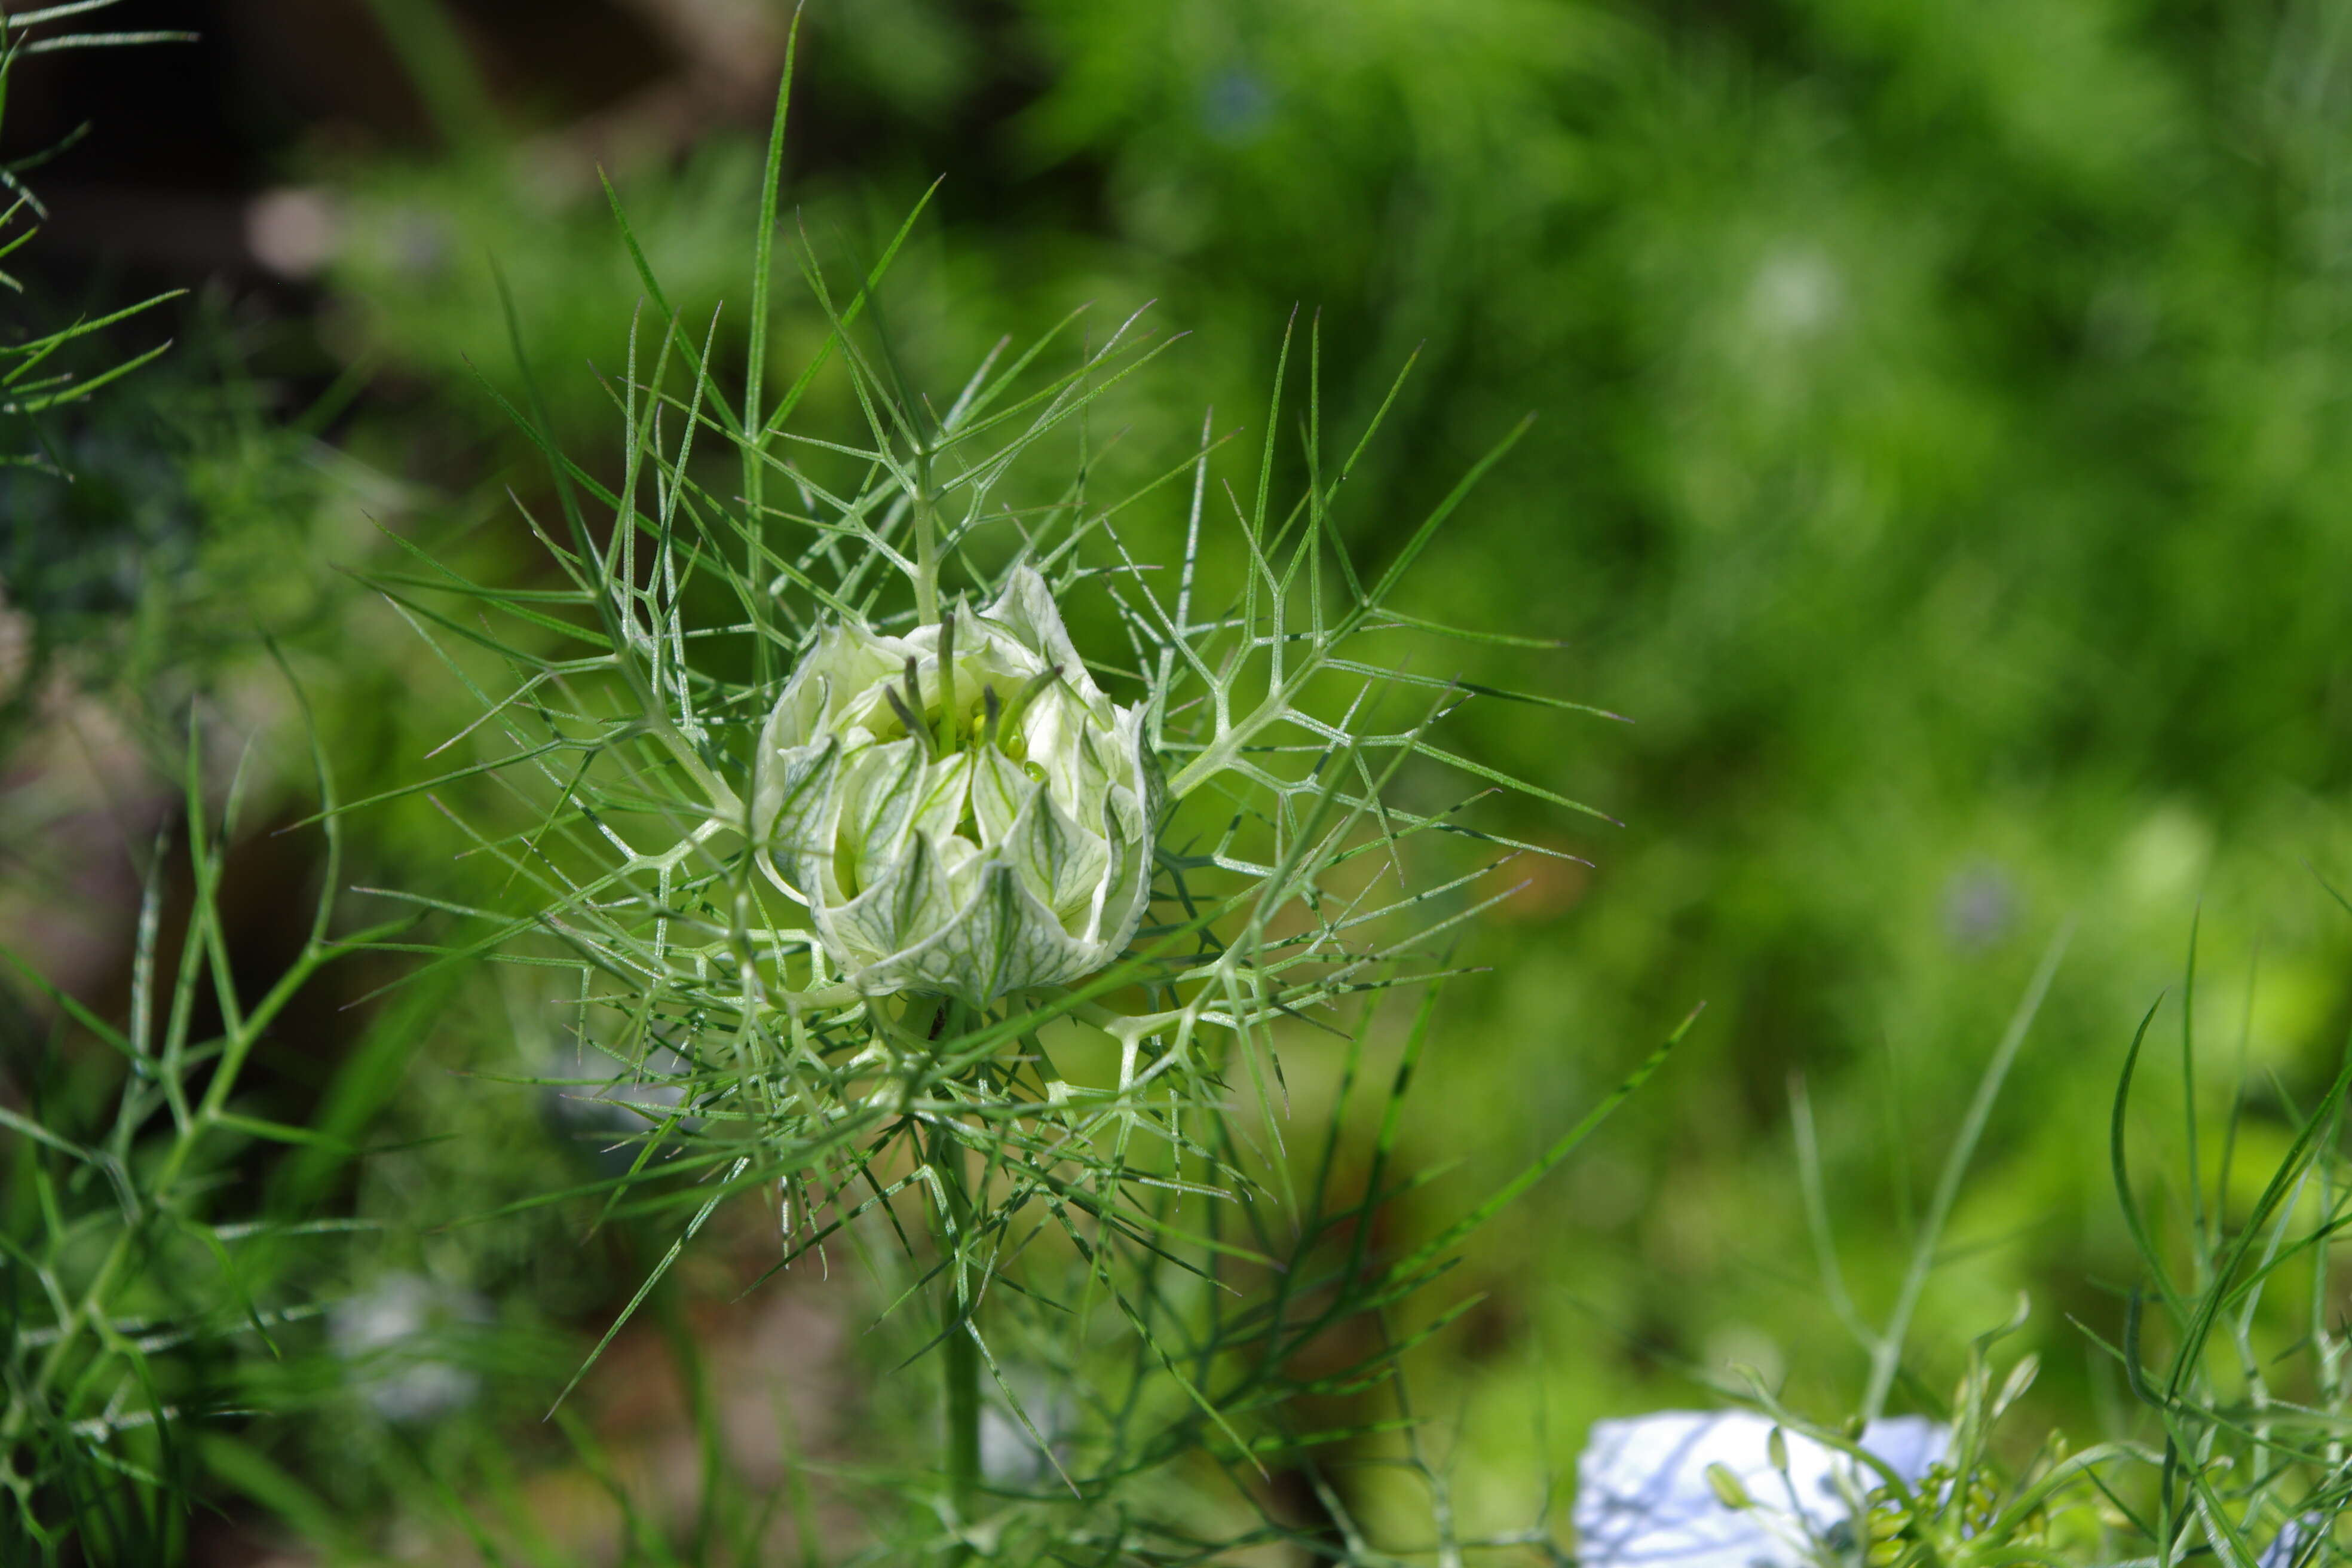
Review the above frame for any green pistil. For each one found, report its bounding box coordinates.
[994,665,1062,751]
[892,615,1059,771]
[933,607,960,752]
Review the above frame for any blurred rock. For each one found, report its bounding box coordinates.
[246,188,343,280]
[329,1271,492,1423]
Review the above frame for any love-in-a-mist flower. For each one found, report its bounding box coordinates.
[751,566,1159,1004]
[1576,1410,1951,1568]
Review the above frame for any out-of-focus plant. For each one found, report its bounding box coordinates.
[2088,915,2352,1568]
[1568,912,2352,1568]
[1594,930,2140,1568]
[0,13,472,1562]
[0,702,418,1563]
[0,351,370,768]
[0,1,186,462]
[975,0,2352,1464]
[1,0,191,760]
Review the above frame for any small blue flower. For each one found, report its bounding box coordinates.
[2259,1515,2327,1568]
[1199,66,1273,145]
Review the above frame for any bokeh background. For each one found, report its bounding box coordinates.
[10,0,2352,1557]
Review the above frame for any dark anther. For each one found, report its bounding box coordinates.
[884,684,934,757]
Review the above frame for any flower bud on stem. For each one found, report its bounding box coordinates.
[751,568,1156,1004]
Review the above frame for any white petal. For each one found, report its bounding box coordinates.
[1575,1410,1949,1568]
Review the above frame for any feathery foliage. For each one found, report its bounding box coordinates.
[329,48,1637,1556]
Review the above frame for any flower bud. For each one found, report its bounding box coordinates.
[751,567,1159,1004]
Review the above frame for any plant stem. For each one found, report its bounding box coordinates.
[944,1284,981,1532]
[1861,922,2069,1420]
[2,915,375,1442]
[929,1119,981,1549]
[913,449,942,626]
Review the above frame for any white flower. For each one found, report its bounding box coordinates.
[752,566,1158,1004]
[1576,1410,1948,1568]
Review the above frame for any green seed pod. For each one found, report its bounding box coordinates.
[752,566,1160,1004]
[1702,1463,1753,1512]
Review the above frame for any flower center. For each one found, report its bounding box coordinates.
[878,644,1060,777]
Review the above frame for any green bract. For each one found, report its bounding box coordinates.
[751,566,1159,1004]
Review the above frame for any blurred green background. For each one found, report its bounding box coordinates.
[10,0,2352,1555]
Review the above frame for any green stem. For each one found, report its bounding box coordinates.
[928,1117,981,1549]
[913,450,941,626]
[357,0,500,151]
[944,1287,981,1532]
[1165,633,1352,800]
[647,713,740,821]
[2,920,359,1443]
